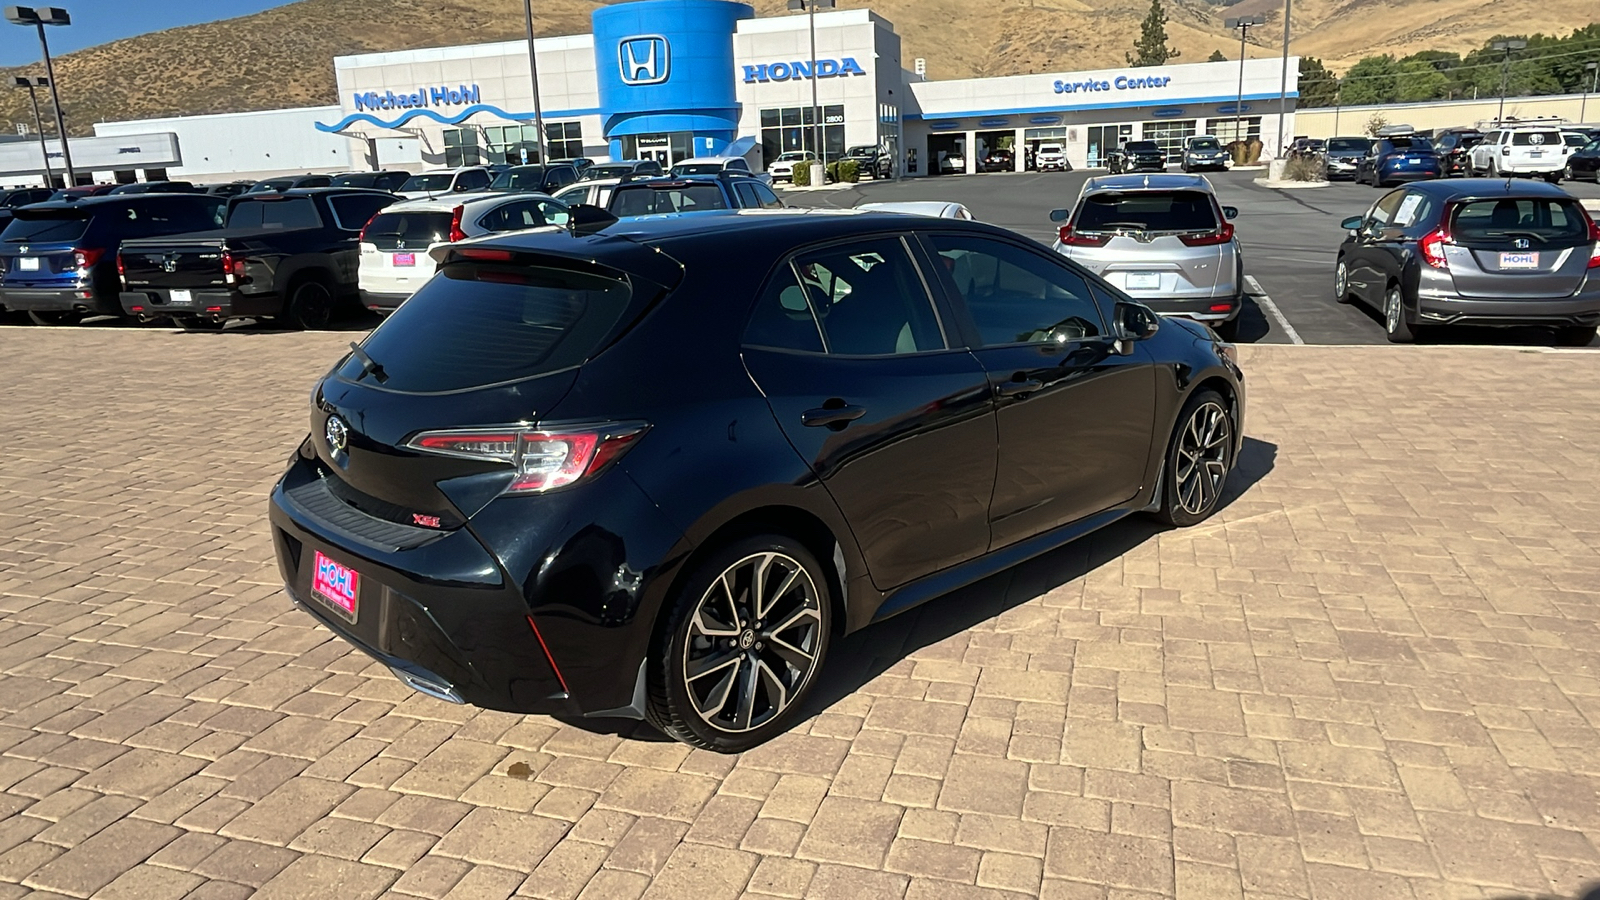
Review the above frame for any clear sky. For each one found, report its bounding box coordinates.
[0,0,289,67]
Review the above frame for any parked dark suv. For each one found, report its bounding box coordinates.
[1432,129,1483,177]
[1107,140,1165,174]
[268,210,1246,752]
[1334,178,1600,345]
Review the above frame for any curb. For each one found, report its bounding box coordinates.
[1253,178,1330,189]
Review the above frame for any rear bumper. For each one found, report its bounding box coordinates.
[120,288,280,320]
[361,289,411,313]
[1141,294,1243,323]
[1,286,119,315]
[1377,168,1441,184]
[1415,292,1600,327]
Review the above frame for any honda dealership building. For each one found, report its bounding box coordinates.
[70,0,1298,185]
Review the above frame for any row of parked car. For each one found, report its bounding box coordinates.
[1307,120,1600,187]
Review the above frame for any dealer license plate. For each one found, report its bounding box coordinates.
[1499,252,1539,269]
[169,289,193,306]
[1125,272,1160,290]
[1529,150,1543,158]
[310,550,360,622]
[393,252,415,267]
[18,257,38,271]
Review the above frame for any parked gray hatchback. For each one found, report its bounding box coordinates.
[1050,173,1242,339]
[1334,179,1600,345]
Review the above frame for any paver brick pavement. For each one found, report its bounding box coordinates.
[0,328,1598,898]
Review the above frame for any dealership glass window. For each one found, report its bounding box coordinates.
[760,105,846,168]
[443,128,484,167]
[546,122,583,160]
[1210,117,1262,145]
[1142,120,1197,163]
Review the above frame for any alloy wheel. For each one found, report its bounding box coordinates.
[681,552,823,734]
[1173,401,1231,517]
[1385,287,1401,333]
[1334,260,1348,301]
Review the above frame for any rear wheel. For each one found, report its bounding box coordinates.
[286,278,334,330]
[1212,317,1239,341]
[1383,284,1420,343]
[1554,325,1597,347]
[1155,389,1235,527]
[646,535,832,753]
[26,310,79,326]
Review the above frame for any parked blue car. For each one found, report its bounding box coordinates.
[0,193,225,325]
[1357,132,1442,188]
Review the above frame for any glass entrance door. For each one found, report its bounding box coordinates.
[622,133,695,165]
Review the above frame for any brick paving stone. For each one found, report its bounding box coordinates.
[0,333,1599,900]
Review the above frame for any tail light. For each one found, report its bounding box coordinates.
[1584,212,1600,269]
[72,248,103,269]
[1178,222,1235,247]
[1057,225,1111,247]
[358,213,380,244]
[1418,227,1450,269]
[404,423,648,494]
[448,205,467,242]
[221,250,247,285]
[116,252,126,288]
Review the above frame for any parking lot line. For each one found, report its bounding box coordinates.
[1245,275,1304,345]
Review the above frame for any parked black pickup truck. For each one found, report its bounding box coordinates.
[117,188,395,330]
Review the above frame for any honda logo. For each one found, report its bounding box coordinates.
[618,36,669,85]
[1513,238,1530,249]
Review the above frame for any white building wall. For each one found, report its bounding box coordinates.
[93,107,354,181]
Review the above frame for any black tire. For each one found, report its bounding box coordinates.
[1383,283,1419,343]
[1487,159,1499,178]
[285,278,334,330]
[26,310,80,326]
[1212,317,1239,342]
[1554,325,1597,347]
[175,315,223,333]
[1544,171,1562,184]
[1333,257,1353,304]
[1154,389,1235,528]
[645,534,833,752]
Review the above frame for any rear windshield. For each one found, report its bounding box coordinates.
[1076,190,1217,232]
[1510,131,1560,146]
[491,168,547,190]
[1451,197,1589,243]
[1386,136,1432,151]
[671,163,726,176]
[1327,138,1371,153]
[331,174,376,188]
[586,165,638,180]
[610,184,728,217]
[1188,139,1221,151]
[337,263,636,392]
[361,211,453,244]
[250,180,293,192]
[227,197,321,230]
[400,174,455,192]
[2,214,89,243]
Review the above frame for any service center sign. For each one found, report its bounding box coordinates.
[1055,73,1172,94]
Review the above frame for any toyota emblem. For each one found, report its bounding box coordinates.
[325,415,349,453]
[1528,133,1545,145]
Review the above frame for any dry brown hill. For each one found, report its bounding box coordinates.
[0,0,1596,136]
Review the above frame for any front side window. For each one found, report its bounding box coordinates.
[1368,190,1405,227]
[930,234,1104,346]
[789,237,945,356]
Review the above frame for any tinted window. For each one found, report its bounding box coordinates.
[751,183,784,210]
[329,194,393,230]
[733,182,762,208]
[744,265,825,352]
[538,201,570,227]
[337,262,635,392]
[2,214,89,243]
[1125,142,1160,152]
[1326,138,1370,153]
[226,197,321,230]
[298,176,332,188]
[672,163,728,176]
[1368,190,1405,226]
[490,167,548,190]
[456,170,491,190]
[728,159,749,172]
[586,164,637,180]
[1189,138,1221,151]
[399,174,455,192]
[1510,131,1560,146]
[1075,190,1217,232]
[609,184,727,217]
[478,200,550,233]
[131,198,226,235]
[790,237,944,355]
[330,173,376,188]
[1564,133,1589,147]
[931,234,1103,346]
[553,185,590,205]
[361,211,453,247]
[1451,198,1588,244]
[548,167,578,188]
[1386,136,1432,150]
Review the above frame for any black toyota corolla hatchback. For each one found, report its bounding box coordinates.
[269,209,1246,752]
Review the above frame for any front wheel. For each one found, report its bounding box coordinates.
[1155,389,1235,527]
[646,536,833,752]
[1333,258,1352,304]
[1554,325,1597,347]
[1383,284,1420,343]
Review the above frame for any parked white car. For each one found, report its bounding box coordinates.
[357,193,569,313]
[856,201,975,220]
[670,156,772,185]
[553,177,625,208]
[1470,124,1569,181]
[768,151,817,183]
[394,166,494,199]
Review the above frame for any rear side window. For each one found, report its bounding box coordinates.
[1075,191,1216,232]
[610,185,728,217]
[744,266,825,353]
[338,263,635,392]
[1451,198,1588,243]
[133,198,226,234]
[1510,131,1560,147]
[2,214,89,243]
[227,198,321,230]
[790,237,945,355]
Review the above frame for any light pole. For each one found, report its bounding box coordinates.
[1332,76,1343,135]
[1491,39,1527,125]
[11,75,53,186]
[1225,15,1265,147]
[1275,0,1292,159]
[787,0,835,172]
[4,6,75,185]
[1581,61,1598,124]
[523,0,547,163]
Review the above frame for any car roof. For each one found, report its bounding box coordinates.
[1401,177,1574,201]
[856,201,962,217]
[386,192,551,213]
[674,157,740,165]
[1083,173,1214,193]
[19,192,217,212]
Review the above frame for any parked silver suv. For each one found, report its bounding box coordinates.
[1049,173,1242,338]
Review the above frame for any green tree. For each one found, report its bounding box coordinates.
[1208,49,1227,62]
[1126,0,1181,67]
[1297,56,1339,107]
[1394,58,1447,102]
[1340,55,1399,105]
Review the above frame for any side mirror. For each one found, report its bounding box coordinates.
[1113,302,1160,354]
[1222,206,1238,220]
[1048,208,1070,223]
[1340,215,1363,230]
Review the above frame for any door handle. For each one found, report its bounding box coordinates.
[801,404,867,428]
[996,378,1043,398]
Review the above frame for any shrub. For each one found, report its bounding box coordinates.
[791,162,811,186]
[1245,138,1263,165]
[836,159,859,183]
[1283,155,1326,182]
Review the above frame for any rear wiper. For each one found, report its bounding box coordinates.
[1484,230,1547,244]
[348,342,388,383]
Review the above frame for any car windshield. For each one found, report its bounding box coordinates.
[1451,197,1589,244]
[1125,142,1159,152]
[1076,190,1217,232]
[847,147,874,157]
[777,153,809,162]
[610,184,728,217]
[399,174,456,192]
[586,165,638,180]
[1327,138,1371,153]
[334,262,636,392]
[1509,131,1560,146]
[671,163,726,176]
[1,213,90,243]
[1189,139,1222,151]
[491,168,547,190]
